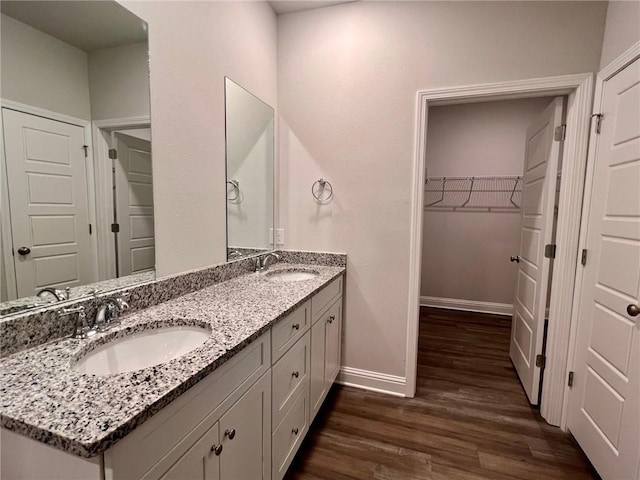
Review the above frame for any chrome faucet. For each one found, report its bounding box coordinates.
[95,296,130,331]
[255,252,280,272]
[37,287,70,302]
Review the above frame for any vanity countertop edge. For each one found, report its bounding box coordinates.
[0,264,345,458]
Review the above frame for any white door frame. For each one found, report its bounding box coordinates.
[406,73,594,429]
[565,41,640,430]
[92,116,151,281]
[0,99,95,301]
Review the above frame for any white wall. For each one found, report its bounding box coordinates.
[0,13,91,120]
[600,1,640,69]
[421,98,553,307]
[278,1,606,381]
[88,42,151,120]
[120,1,278,277]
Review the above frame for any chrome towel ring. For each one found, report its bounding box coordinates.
[227,180,240,201]
[312,178,333,203]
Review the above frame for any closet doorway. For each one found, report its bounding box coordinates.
[406,74,594,428]
[420,95,564,407]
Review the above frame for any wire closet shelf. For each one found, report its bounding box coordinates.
[425,175,523,211]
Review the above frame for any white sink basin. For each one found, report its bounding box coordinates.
[266,269,319,282]
[74,325,211,376]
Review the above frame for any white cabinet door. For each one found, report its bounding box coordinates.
[310,313,327,422]
[568,57,640,480]
[2,108,94,296]
[324,300,342,387]
[219,372,271,480]
[114,132,154,277]
[159,423,220,480]
[510,97,565,404]
[310,296,343,422]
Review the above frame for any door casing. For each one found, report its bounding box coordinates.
[91,116,151,281]
[408,72,595,429]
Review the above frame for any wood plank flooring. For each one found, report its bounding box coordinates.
[285,307,600,480]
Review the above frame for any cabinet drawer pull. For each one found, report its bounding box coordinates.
[292,371,299,378]
[292,427,299,435]
[327,315,335,324]
[224,428,236,440]
[292,323,300,330]
[211,444,223,455]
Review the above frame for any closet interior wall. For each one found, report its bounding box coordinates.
[421,97,555,313]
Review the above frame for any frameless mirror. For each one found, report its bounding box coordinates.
[225,78,275,261]
[0,1,153,315]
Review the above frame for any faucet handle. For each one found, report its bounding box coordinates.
[60,305,85,316]
[60,306,91,339]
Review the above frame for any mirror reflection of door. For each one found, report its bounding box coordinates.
[2,108,95,297]
[113,131,154,277]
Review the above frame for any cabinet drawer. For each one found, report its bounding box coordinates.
[272,386,308,480]
[271,301,310,363]
[272,331,310,430]
[311,276,343,323]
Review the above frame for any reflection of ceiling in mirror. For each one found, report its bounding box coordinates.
[268,1,357,15]
[0,1,147,52]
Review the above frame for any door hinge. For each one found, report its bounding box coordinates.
[554,124,567,141]
[544,244,556,259]
[568,371,574,387]
[536,354,546,369]
[108,148,118,160]
[581,249,588,266]
[111,223,120,233]
[89,224,92,235]
[82,145,89,158]
[592,114,603,134]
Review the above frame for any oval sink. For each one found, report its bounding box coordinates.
[74,325,211,376]
[266,268,319,282]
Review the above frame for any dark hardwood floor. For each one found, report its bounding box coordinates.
[285,307,600,480]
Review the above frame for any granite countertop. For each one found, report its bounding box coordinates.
[0,264,345,458]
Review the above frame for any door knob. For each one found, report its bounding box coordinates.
[17,246,31,256]
[627,304,640,317]
[224,428,236,440]
[510,255,520,263]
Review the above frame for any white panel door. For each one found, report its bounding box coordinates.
[510,97,564,404]
[114,132,154,277]
[2,108,94,297]
[568,58,640,480]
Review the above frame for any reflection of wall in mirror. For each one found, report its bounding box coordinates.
[88,42,150,120]
[0,13,150,121]
[226,82,274,251]
[0,13,91,119]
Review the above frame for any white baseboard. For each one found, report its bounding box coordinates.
[337,367,406,397]
[420,296,513,317]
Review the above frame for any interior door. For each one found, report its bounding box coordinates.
[2,108,94,297]
[114,132,154,277]
[568,57,640,480]
[510,97,565,404]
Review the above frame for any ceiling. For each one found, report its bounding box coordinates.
[0,1,147,52]
[269,1,356,15]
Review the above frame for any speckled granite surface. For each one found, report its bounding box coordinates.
[1,251,345,357]
[0,263,344,458]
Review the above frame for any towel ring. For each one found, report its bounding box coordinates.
[227,180,240,201]
[312,178,333,202]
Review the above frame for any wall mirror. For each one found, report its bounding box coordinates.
[0,1,152,316]
[225,78,275,261]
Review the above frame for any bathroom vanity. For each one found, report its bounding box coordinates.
[0,259,345,480]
